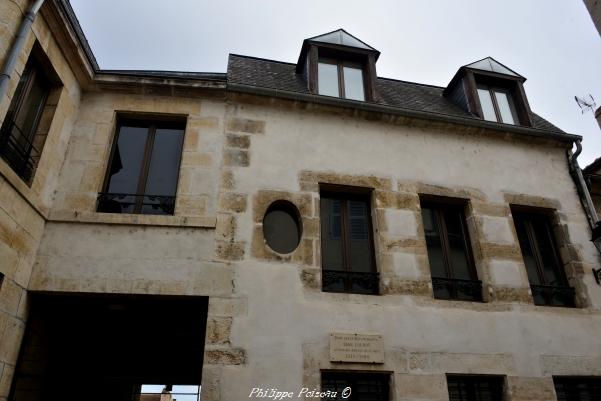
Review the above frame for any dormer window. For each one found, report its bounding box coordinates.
[476,84,518,125]
[317,59,365,101]
[296,29,379,102]
[443,57,533,127]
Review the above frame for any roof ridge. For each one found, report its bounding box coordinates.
[377,76,446,90]
[229,53,296,66]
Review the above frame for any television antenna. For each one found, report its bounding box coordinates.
[575,94,596,114]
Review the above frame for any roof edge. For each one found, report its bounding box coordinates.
[227,82,581,144]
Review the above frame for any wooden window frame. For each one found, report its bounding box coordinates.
[446,374,505,401]
[0,57,50,183]
[420,198,482,302]
[317,57,367,100]
[320,185,378,295]
[464,70,533,127]
[511,207,575,307]
[476,83,519,124]
[99,118,185,215]
[321,370,390,401]
[553,376,601,401]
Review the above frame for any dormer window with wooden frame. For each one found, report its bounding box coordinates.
[318,58,365,101]
[443,57,533,127]
[296,29,379,102]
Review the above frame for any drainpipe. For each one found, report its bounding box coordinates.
[568,140,598,229]
[0,0,46,101]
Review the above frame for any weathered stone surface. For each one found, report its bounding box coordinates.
[480,216,515,245]
[226,133,251,149]
[506,376,557,401]
[396,374,447,400]
[206,317,232,344]
[380,209,418,237]
[299,171,392,192]
[204,348,246,365]
[226,118,265,134]
[208,298,247,317]
[491,286,532,303]
[488,259,527,287]
[381,279,431,296]
[219,192,247,213]
[253,190,313,222]
[224,148,249,167]
[215,240,246,261]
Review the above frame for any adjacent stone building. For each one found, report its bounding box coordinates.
[1,1,601,400]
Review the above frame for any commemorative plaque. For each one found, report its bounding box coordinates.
[329,333,384,363]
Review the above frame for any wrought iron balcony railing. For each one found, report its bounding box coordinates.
[431,276,483,302]
[0,119,40,183]
[97,193,176,215]
[322,269,379,295]
[530,284,576,307]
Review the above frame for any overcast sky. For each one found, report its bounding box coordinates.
[70,0,601,165]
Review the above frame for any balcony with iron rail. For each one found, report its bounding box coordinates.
[431,276,483,302]
[530,284,575,307]
[0,119,40,183]
[97,193,176,215]
[322,269,379,295]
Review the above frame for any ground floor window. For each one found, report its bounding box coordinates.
[321,371,389,401]
[446,374,504,401]
[9,293,208,401]
[554,377,601,401]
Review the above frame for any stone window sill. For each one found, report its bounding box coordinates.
[48,210,216,228]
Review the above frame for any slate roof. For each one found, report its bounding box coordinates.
[227,54,564,133]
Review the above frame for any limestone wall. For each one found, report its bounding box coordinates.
[203,100,601,400]
[0,1,82,399]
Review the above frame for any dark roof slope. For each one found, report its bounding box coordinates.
[228,54,564,133]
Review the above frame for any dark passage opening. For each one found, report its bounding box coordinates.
[10,293,208,401]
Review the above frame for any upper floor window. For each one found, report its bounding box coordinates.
[322,371,389,401]
[320,187,378,295]
[97,118,185,215]
[511,209,575,307]
[420,199,482,302]
[553,377,601,401]
[0,56,52,183]
[446,375,504,401]
[318,59,365,101]
[476,84,518,125]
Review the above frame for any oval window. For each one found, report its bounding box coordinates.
[263,201,302,254]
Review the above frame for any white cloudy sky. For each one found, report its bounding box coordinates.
[70,0,601,165]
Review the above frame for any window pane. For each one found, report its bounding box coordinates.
[343,66,365,101]
[320,197,344,271]
[141,127,184,215]
[513,217,542,285]
[263,204,301,254]
[0,62,50,182]
[477,88,497,121]
[318,62,339,97]
[421,207,446,278]
[347,199,372,272]
[494,91,516,125]
[554,377,601,401]
[447,375,504,401]
[13,70,48,144]
[105,126,149,213]
[444,209,472,280]
[531,219,564,286]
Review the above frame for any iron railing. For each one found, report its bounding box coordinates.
[530,284,576,307]
[322,270,379,295]
[0,119,40,183]
[431,276,483,302]
[136,390,200,401]
[97,193,176,215]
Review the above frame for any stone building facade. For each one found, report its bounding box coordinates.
[0,1,601,401]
